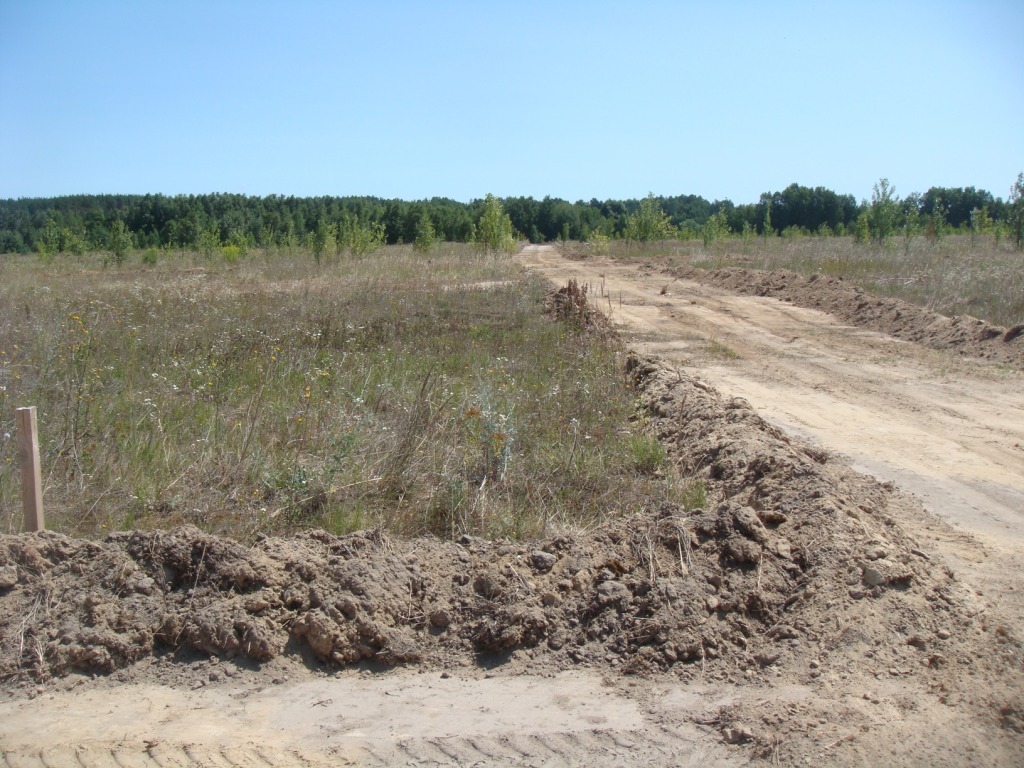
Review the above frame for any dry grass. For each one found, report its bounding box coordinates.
[600,234,1024,328]
[0,244,686,541]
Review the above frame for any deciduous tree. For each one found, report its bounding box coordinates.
[1009,173,1024,250]
[701,210,730,249]
[109,219,134,266]
[867,178,899,246]
[623,194,676,242]
[475,194,517,253]
[413,211,437,254]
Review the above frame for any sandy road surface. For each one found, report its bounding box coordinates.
[1,666,766,766]
[520,246,1024,564]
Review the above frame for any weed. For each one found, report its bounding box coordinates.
[677,478,707,510]
[629,433,666,475]
[705,338,739,360]
[549,278,602,328]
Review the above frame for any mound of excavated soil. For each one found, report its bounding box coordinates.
[675,266,1024,367]
[1,356,1021,756]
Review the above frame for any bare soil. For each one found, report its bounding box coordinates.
[1,245,1022,766]
[672,264,1024,367]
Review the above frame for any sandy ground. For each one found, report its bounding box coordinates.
[2,244,1022,766]
[1,665,752,766]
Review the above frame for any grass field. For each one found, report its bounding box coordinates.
[599,234,1024,328]
[0,245,688,540]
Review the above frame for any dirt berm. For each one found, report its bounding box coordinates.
[674,265,1024,367]
[2,353,1021,763]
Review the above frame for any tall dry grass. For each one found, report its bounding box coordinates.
[0,245,686,540]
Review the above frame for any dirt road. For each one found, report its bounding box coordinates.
[1,664,757,766]
[521,245,1024,563]
[3,245,1023,766]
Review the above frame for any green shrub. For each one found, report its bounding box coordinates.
[345,220,385,256]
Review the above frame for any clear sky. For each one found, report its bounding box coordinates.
[1,0,1021,205]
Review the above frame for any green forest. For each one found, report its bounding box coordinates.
[0,179,1019,256]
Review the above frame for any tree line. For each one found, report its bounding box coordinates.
[2,176,1022,255]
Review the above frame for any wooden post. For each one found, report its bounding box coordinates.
[16,407,44,532]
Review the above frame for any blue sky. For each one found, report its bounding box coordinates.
[1,0,1021,204]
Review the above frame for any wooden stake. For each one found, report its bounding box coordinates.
[16,407,44,532]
